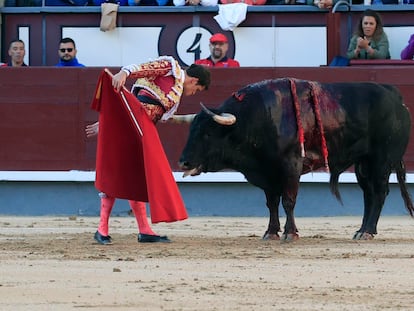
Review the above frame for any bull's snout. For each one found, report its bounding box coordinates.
[178,160,189,170]
[178,159,202,177]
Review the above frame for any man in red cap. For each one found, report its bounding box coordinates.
[195,33,240,68]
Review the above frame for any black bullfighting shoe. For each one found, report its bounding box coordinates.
[138,233,171,243]
[94,231,112,245]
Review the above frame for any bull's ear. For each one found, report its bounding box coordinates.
[200,102,236,126]
[169,114,196,124]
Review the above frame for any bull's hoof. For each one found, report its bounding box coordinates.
[262,233,280,240]
[280,233,299,243]
[353,232,374,240]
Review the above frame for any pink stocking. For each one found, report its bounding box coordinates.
[129,201,156,235]
[97,194,115,236]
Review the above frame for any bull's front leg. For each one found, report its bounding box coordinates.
[280,181,300,242]
[262,191,281,240]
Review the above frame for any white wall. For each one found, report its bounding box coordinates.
[62,25,327,67]
[385,26,414,59]
[60,25,414,67]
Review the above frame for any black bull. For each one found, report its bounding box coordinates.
[179,78,414,241]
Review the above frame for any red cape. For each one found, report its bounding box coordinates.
[91,69,188,223]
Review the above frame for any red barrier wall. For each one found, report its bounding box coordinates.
[1,66,414,172]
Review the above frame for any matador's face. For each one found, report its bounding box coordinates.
[183,77,205,96]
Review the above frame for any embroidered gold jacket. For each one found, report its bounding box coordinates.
[121,56,185,122]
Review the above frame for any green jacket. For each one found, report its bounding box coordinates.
[346,32,390,59]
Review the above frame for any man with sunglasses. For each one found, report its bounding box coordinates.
[56,37,85,67]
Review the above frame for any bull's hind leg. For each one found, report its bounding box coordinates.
[263,191,281,240]
[354,159,391,240]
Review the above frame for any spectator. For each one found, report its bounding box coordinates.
[220,0,266,4]
[128,0,170,5]
[93,0,128,5]
[45,0,89,5]
[346,9,390,60]
[56,37,85,67]
[314,0,336,8]
[173,0,217,7]
[195,33,240,68]
[401,34,414,60]
[1,39,27,67]
[315,0,398,7]
[90,57,211,245]
[367,0,398,4]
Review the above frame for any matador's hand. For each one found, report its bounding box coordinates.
[112,70,128,92]
[85,121,99,138]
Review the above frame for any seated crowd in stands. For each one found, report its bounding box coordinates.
[1,33,240,66]
[2,0,412,6]
[1,12,413,65]
[1,37,87,66]
[316,0,403,8]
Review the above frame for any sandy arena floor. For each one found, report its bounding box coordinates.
[1,215,414,310]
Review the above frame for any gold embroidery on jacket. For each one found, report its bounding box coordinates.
[125,57,185,120]
[131,59,184,113]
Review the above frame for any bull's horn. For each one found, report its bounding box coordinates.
[169,114,196,124]
[200,102,236,126]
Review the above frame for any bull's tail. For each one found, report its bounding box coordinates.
[329,172,343,205]
[396,160,414,217]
